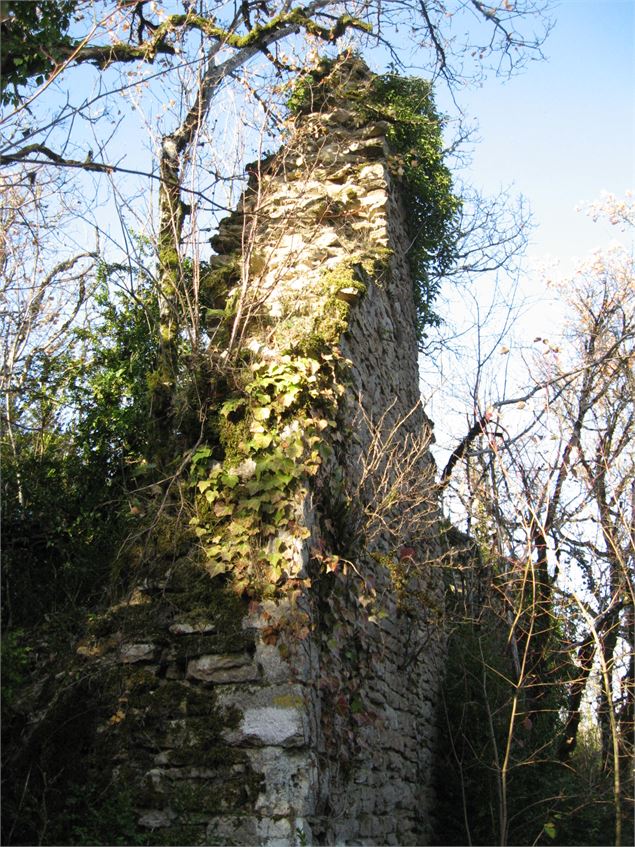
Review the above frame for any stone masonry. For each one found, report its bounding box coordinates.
[197,56,446,845]
[7,56,446,847]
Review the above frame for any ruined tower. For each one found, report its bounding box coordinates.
[7,56,450,846]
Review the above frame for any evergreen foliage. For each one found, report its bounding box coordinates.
[1,264,156,629]
[0,0,79,104]
[366,74,460,336]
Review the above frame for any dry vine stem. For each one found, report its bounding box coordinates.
[350,397,437,547]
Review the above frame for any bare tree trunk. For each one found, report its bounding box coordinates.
[617,605,634,773]
[599,613,620,770]
[558,637,595,760]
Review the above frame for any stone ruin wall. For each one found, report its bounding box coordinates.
[8,59,446,847]
[201,57,446,845]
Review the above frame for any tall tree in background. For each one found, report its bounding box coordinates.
[439,194,634,846]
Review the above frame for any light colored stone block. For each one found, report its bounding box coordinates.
[240,706,306,747]
[119,643,157,663]
[186,653,259,683]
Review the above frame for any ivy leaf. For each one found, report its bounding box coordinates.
[221,397,246,417]
[326,556,340,573]
[284,440,304,459]
[543,823,556,840]
[205,559,231,579]
[249,432,274,450]
[221,472,240,488]
[281,389,300,408]
[191,446,212,464]
[237,497,263,513]
[268,562,283,582]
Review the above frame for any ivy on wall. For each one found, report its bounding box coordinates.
[2,54,452,844]
[189,351,340,595]
[185,55,459,604]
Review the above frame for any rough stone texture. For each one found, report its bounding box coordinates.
[194,56,445,845]
[5,57,445,847]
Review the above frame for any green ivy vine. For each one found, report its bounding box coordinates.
[366,74,460,337]
[189,352,343,596]
[0,0,78,104]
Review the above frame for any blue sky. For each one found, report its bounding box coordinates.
[9,0,631,337]
[32,0,634,275]
[418,0,634,451]
[438,0,634,269]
